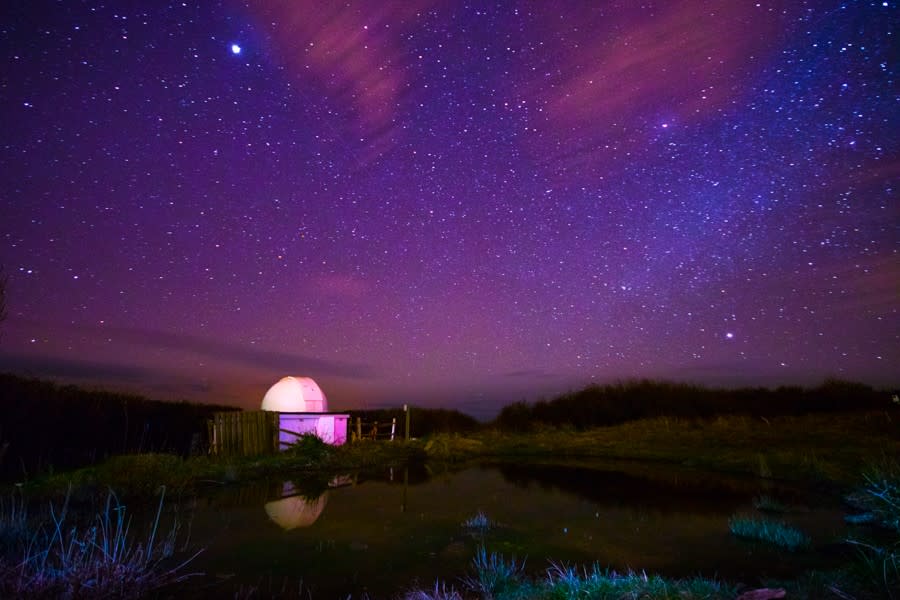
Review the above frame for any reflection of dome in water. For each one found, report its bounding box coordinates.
[261,376,328,412]
[264,492,328,530]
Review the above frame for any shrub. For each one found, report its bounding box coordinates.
[286,433,332,463]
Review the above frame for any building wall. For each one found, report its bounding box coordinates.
[278,413,348,449]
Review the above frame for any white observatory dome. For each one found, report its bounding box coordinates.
[261,376,328,412]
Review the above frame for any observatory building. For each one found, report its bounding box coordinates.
[261,376,349,448]
[262,376,328,412]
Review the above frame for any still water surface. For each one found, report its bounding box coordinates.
[184,460,848,597]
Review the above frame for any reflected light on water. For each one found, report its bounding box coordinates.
[264,491,328,530]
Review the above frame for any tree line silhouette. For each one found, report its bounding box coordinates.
[0,373,236,481]
[1,373,893,480]
[491,379,893,431]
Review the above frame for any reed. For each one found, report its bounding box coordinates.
[544,562,733,600]
[400,580,463,600]
[461,546,526,598]
[0,487,201,598]
[405,554,734,600]
[463,510,493,532]
[842,460,900,599]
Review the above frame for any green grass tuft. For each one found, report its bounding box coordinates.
[463,510,493,531]
[461,546,526,598]
[407,555,734,600]
[400,580,464,600]
[544,562,732,600]
[728,515,811,551]
[842,460,900,599]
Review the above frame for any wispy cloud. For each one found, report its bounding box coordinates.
[534,1,780,161]
[0,353,239,403]
[501,368,560,380]
[0,353,157,384]
[247,0,434,155]
[313,273,372,299]
[10,319,376,379]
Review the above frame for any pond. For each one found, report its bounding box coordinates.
[181,460,850,598]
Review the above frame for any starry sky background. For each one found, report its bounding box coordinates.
[1,0,897,417]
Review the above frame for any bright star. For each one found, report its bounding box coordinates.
[231,44,242,55]
[725,332,734,339]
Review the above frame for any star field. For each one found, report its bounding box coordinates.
[1,1,897,416]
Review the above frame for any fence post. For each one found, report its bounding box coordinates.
[207,419,216,456]
[356,417,362,442]
[404,404,411,440]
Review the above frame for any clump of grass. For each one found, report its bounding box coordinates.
[230,576,309,599]
[423,434,485,461]
[30,453,196,499]
[859,464,900,533]
[545,562,733,599]
[0,487,201,598]
[412,554,734,600]
[401,580,463,600]
[0,494,29,557]
[843,538,899,600]
[463,510,493,532]
[728,515,810,551]
[461,546,525,598]
[841,461,900,599]
[753,495,789,513]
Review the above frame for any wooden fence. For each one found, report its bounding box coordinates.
[208,411,279,456]
[351,417,397,442]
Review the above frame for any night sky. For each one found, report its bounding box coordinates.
[1,1,897,417]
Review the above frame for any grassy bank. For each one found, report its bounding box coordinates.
[19,436,426,499]
[423,411,900,484]
[15,410,898,499]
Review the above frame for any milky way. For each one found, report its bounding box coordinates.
[1,1,896,416]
